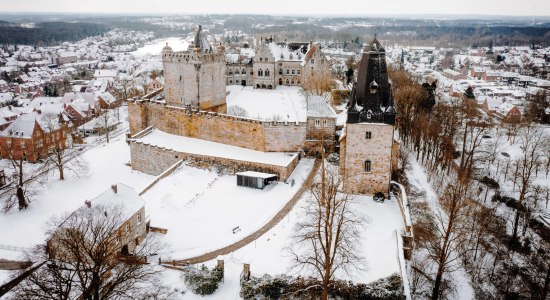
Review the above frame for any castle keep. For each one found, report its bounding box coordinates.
[339,37,397,196]
[162,26,227,113]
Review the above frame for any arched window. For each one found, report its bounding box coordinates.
[234,69,239,75]
[262,84,267,89]
[297,79,301,85]
[279,78,283,85]
[258,69,263,76]
[265,69,270,77]
[228,69,233,75]
[268,84,273,89]
[365,160,371,172]
[256,84,260,88]
[291,79,295,85]
[259,58,263,62]
[242,69,246,75]
[279,69,283,75]
[285,79,289,85]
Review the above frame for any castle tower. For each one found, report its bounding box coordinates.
[339,37,397,196]
[162,25,227,113]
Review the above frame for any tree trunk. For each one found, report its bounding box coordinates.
[17,186,27,210]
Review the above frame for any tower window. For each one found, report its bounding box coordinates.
[365,160,371,172]
[365,131,372,139]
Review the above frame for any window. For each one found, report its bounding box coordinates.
[279,69,283,75]
[179,75,182,81]
[21,141,25,148]
[228,69,233,75]
[137,213,142,224]
[292,70,295,75]
[258,69,263,76]
[311,59,315,64]
[297,69,301,75]
[125,223,130,233]
[365,160,371,172]
[286,69,289,75]
[323,120,328,127]
[7,140,11,147]
[242,69,246,75]
[265,69,270,77]
[229,80,232,83]
[259,58,263,62]
[365,131,372,139]
[315,119,320,127]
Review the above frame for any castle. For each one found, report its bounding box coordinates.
[128,27,397,197]
[339,37,397,196]
[225,36,330,89]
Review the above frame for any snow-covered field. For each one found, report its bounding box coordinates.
[0,134,154,258]
[226,86,307,122]
[158,192,405,299]
[131,37,190,57]
[142,159,314,259]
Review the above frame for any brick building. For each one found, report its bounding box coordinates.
[0,113,68,162]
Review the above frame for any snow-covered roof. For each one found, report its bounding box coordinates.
[88,183,145,221]
[307,96,337,118]
[0,118,37,138]
[236,171,277,179]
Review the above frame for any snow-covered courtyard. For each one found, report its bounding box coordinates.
[141,159,314,259]
[226,85,307,122]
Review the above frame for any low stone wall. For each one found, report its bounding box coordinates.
[130,141,299,180]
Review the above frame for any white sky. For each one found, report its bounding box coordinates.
[1,0,549,16]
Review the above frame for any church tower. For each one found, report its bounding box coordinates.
[162,25,227,113]
[339,36,397,196]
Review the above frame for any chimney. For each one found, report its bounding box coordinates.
[111,184,117,194]
[84,200,91,208]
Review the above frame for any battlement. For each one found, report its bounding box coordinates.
[162,51,225,64]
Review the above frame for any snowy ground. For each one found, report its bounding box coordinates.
[226,86,307,122]
[158,192,405,299]
[406,157,475,300]
[131,37,190,57]
[142,159,314,259]
[0,133,154,260]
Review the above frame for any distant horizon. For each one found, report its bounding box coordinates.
[1,12,549,20]
[2,0,549,17]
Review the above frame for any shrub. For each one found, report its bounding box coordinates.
[240,273,405,299]
[183,264,224,296]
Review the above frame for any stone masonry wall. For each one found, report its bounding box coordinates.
[129,101,307,153]
[340,123,394,196]
[130,141,299,180]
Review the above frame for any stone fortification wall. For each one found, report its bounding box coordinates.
[129,140,299,180]
[128,101,307,152]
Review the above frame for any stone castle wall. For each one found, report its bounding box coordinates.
[129,101,307,153]
[130,140,299,180]
[340,123,394,196]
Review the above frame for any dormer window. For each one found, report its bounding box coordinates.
[370,81,378,94]
[366,110,372,120]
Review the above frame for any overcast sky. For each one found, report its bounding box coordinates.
[1,0,549,16]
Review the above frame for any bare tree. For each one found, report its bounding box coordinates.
[288,164,365,300]
[428,181,472,300]
[510,125,545,240]
[0,140,45,212]
[95,108,113,143]
[302,69,333,96]
[40,113,87,180]
[227,105,249,118]
[14,204,168,300]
